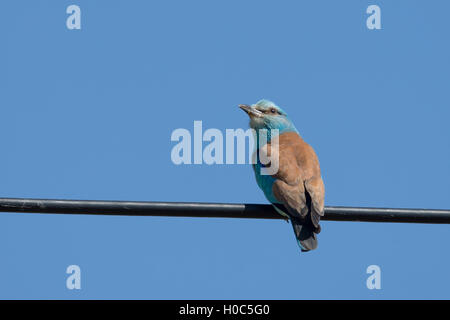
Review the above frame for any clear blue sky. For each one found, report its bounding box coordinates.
[1,0,449,299]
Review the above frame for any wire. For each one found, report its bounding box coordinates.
[1,198,449,224]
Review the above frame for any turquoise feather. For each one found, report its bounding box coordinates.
[250,99,297,206]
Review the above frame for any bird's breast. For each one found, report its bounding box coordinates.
[253,162,279,204]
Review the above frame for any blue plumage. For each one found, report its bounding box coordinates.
[247,100,296,206]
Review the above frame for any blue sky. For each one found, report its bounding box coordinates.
[1,0,449,299]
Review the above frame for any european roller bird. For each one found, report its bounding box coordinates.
[240,100,325,251]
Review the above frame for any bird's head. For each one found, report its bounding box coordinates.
[239,99,297,134]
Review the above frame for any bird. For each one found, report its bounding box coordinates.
[239,99,325,252]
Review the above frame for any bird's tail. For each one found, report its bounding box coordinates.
[290,216,319,252]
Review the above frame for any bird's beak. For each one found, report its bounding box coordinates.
[239,104,263,118]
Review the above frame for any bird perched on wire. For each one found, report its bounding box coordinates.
[239,99,325,252]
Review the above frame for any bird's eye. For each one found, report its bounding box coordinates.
[270,108,276,114]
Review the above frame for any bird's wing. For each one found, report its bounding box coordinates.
[272,178,308,218]
[304,176,325,228]
[270,132,324,229]
[269,132,308,218]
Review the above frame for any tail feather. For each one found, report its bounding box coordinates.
[272,203,321,252]
[291,216,318,252]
